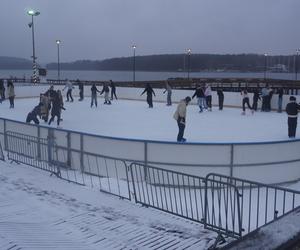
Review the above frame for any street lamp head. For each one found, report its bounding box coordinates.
[27,9,40,16]
[297,49,300,54]
[187,49,191,54]
[264,53,268,57]
[56,40,61,45]
[132,45,136,49]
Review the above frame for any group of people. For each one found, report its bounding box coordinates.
[26,85,65,127]
[0,79,15,108]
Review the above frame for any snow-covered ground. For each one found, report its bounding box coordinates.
[0,97,291,143]
[0,160,216,249]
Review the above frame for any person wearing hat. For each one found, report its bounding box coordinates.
[285,96,300,138]
[173,96,191,142]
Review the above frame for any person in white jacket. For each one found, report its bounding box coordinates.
[63,79,74,102]
[173,96,191,142]
[205,83,212,111]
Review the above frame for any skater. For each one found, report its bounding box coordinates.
[173,96,191,142]
[217,88,224,110]
[40,94,51,122]
[277,87,284,113]
[91,83,100,107]
[26,103,43,124]
[241,89,254,115]
[110,80,117,100]
[63,79,74,102]
[141,83,156,108]
[285,96,300,138]
[7,80,15,108]
[205,83,212,111]
[163,81,172,106]
[77,79,84,101]
[192,84,205,112]
[252,88,261,111]
[48,91,65,127]
[100,82,111,104]
[0,79,4,103]
[266,86,273,111]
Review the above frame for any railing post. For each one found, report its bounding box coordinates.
[80,134,84,172]
[47,129,55,164]
[4,119,7,151]
[67,132,71,168]
[144,141,148,181]
[230,144,234,178]
[37,125,41,159]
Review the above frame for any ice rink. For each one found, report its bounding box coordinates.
[0,96,291,143]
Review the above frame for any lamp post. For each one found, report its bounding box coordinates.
[187,49,191,80]
[296,49,299,81]
[132,45,136,83]
[27,9,40,84]
[56,40,61,82]
[264,53,268,81]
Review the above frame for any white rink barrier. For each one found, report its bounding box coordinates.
[1,117,300,185]
[11,83,293,110]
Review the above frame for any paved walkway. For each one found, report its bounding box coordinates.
[0,162,216,249]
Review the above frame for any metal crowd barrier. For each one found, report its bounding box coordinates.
[5,130,131,200]
[0,140,4,161]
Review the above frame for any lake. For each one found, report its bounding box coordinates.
[0,69,296,81]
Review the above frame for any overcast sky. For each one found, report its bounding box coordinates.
[0,0,299,63]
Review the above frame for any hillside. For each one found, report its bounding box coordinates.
[0,56,33,69]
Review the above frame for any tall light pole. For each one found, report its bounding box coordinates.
[296,49,299,81]
[132,45,136,83]
[187,49,191,80]
[56,40,61,82]
[27,9,40,84]
[264,53,268,81]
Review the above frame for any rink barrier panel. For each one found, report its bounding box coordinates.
[1,117,300,184]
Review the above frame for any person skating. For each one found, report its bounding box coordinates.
[285,96,300,138]
[173,96,191,142]
[204,83,212,111]
[48,90,65,127]
[110,80,117,100]
[100,83,111,104]
[63,79,74,102]
[163,81,172,106]
[40,94,51,122]
[241,89,254,115]
[0,79,5,103]
[77,79,84,101]
[277,87,284,113]
[44,85,57,100]
[192,84,205,112]
[141,83,155,108]
[91,83,101,107]
[7,80,15,108]
[252,88,261,111]
[217,88,224,110]
[26,103,43,124]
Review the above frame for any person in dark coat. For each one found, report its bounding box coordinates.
[0,79,4,103]
[277,87,284,113]
[7,80,15,108]
[285,96,300,138]
[110,80,117,100]
[44,85,57,101]
[241,89,254,115]
[77,79,84,101]
[141,83,155,108]
[91,83,100,107]
[252,88,261,111]
[26,103,43,124]
[217,88,224,110]
[48,91,65,127]
[192,84,205,112]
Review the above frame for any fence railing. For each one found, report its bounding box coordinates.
[0,140,4,161]
[3,129,300,248]
[5,130,131,200]
[206,173,300,235]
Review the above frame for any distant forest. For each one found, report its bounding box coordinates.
[1,54,299,72]
[46,54,299,72]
